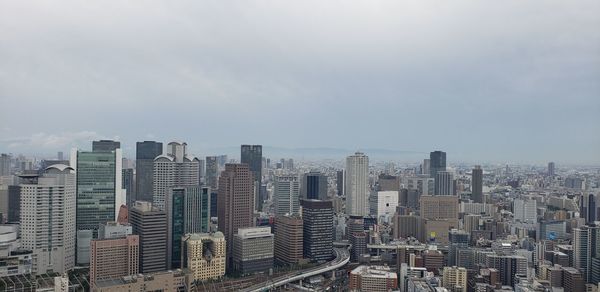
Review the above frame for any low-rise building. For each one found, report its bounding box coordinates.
[182,232,226,281]
[349,265,398,292]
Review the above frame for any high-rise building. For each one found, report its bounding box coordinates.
[205,156,219,189]
[92,140,121,152]
[422,159,430,176]
[167,186,211,269]
[135,141,163,203]
[580,193,598,224]
[448,230,469,267]
[71,147,124,265]
[90,235,139,289]
[429,151,446,178]
[217,164,254,268]
[0,153,11,176]
[563,267,585,292]
[392,214,426,242]
[485,254,527,287]
[434,171,454,196]
[153,142,200,210]
[241,145,263,211]
[122,168,134,206]
[513,199,537,223]
[98,221,132,239]
[336,170,344,196]
[129,201,167,273]
[420,195,459,220]
[548,162,556,176]
[348,216,367,261]
[301,171,328,200]
[19,164,76,275]
[442,266,467,292]
[471,166,483,203]
[573,225,600,283]
[273,175,300,216]
[274,215,303,266]
[345,152,369,216]
[181,232,226,281]
[301,199,334,262]
[233,227,274,275]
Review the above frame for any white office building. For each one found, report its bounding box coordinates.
[513,199,537,223]
[274,175,300,216]
[345,152,369,216]
[376,191,399,222]
[153,142,201,210]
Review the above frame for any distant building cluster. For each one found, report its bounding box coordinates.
[0,143,599,291]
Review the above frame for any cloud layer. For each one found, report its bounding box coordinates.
[1,1,599,164]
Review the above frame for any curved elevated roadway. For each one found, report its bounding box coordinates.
[240,247,350,292]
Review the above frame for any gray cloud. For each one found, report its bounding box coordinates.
[0,1,599,164]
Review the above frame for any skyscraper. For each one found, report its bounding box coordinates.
[92,140,121,152]
[90,235,139,289]
[301,171,328,200]
[345,152,369,216]
[471,166,483,203]
[233,227,274,275]
[217,163,254,268]
[153,142,200,210]
[19,164,76,275]
[135,141,163,203]
[573,225,600,283]
[274,215,303,266]
[580,193,598,224]
[274,175,300,216]
[336,170,344,196]
[420,195,459,220]
[122,168,134,206]
[434,171,454,196]
[548,162,556,176]
[205,156,219,189]
[0,153,10,176]
[166,186,210,269]
[71,147,124,265]
[429,151,446,178]
[241,145,263,211]
[513,199,537,223]
[301,199,334,262]
[422,159,430,175]
[129,201,167,273]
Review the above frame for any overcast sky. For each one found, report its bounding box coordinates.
[1,1,599,164]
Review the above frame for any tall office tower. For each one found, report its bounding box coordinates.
[129,201,167,273]
[217,164,254,268]
[166,186,210,269]
[442,266,467,292]
[429,151,446,178]
[434,171,454,196]
[92,140,121,152]
[422,159,430,175]
[274,175,300,216]
[122,168,134,206]
[513,199,537,223]
[471,166,483,203]
[548,162,555,176]
[181,232,226,281]
[7,185,20,222]
[392,214,426,242]
[153,142,200,210]
[205,156,219,189]
[135,141,163,203]
[348,216,367,261]
[301,199,334,262]
[71,147,124,265]
[345,152,369,216]
[448,230,469,267]
[485,254,527,287]
[420,195,459,220]
[233,227,274,275]
[19,164,76,275]
[580,193,598,224]
[241,145,263,211]
[90,235,139,289]
[573,225,600,283]
[0,153,11,176]
[336,170,344,196]
[274,215,303,266]
[301,171,328,200]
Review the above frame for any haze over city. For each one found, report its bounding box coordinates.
[1,1,599,164]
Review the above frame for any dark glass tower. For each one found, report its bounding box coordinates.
[302,171,328,200]
[429,151,447,178]
[301,199,334,263]
[135,141,163,203]
[92,140,121,152]
[336,170,344,196]
[471,166,483,203]
[122,168,135,206]
[241,145,263,211]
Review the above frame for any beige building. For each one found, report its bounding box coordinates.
[90,235,139,289]
[94,269,194,292]
[420,195,458,220]
[182,232,226,281]
[274,215,303,266]
[349,265,398,292]
[443,266,468,292]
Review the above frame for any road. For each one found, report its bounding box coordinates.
[240,247,350,292]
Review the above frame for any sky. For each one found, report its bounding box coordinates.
[1,1,599,164]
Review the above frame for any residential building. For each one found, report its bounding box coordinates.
[345,152,369,216]
[442,266,467,292]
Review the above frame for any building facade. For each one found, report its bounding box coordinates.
[274,215,303,266]
[129,201,167,273]
[153,142,200,210]
[301,199,334,262]
[233,227,274,275]
[273,175,300,216]
[90,235,139,289]
[241,145,263,211]
[345,152,369,216]
[135,141,163,203]
[181,232,226,281]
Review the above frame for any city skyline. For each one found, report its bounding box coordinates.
[1,1,599,164]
